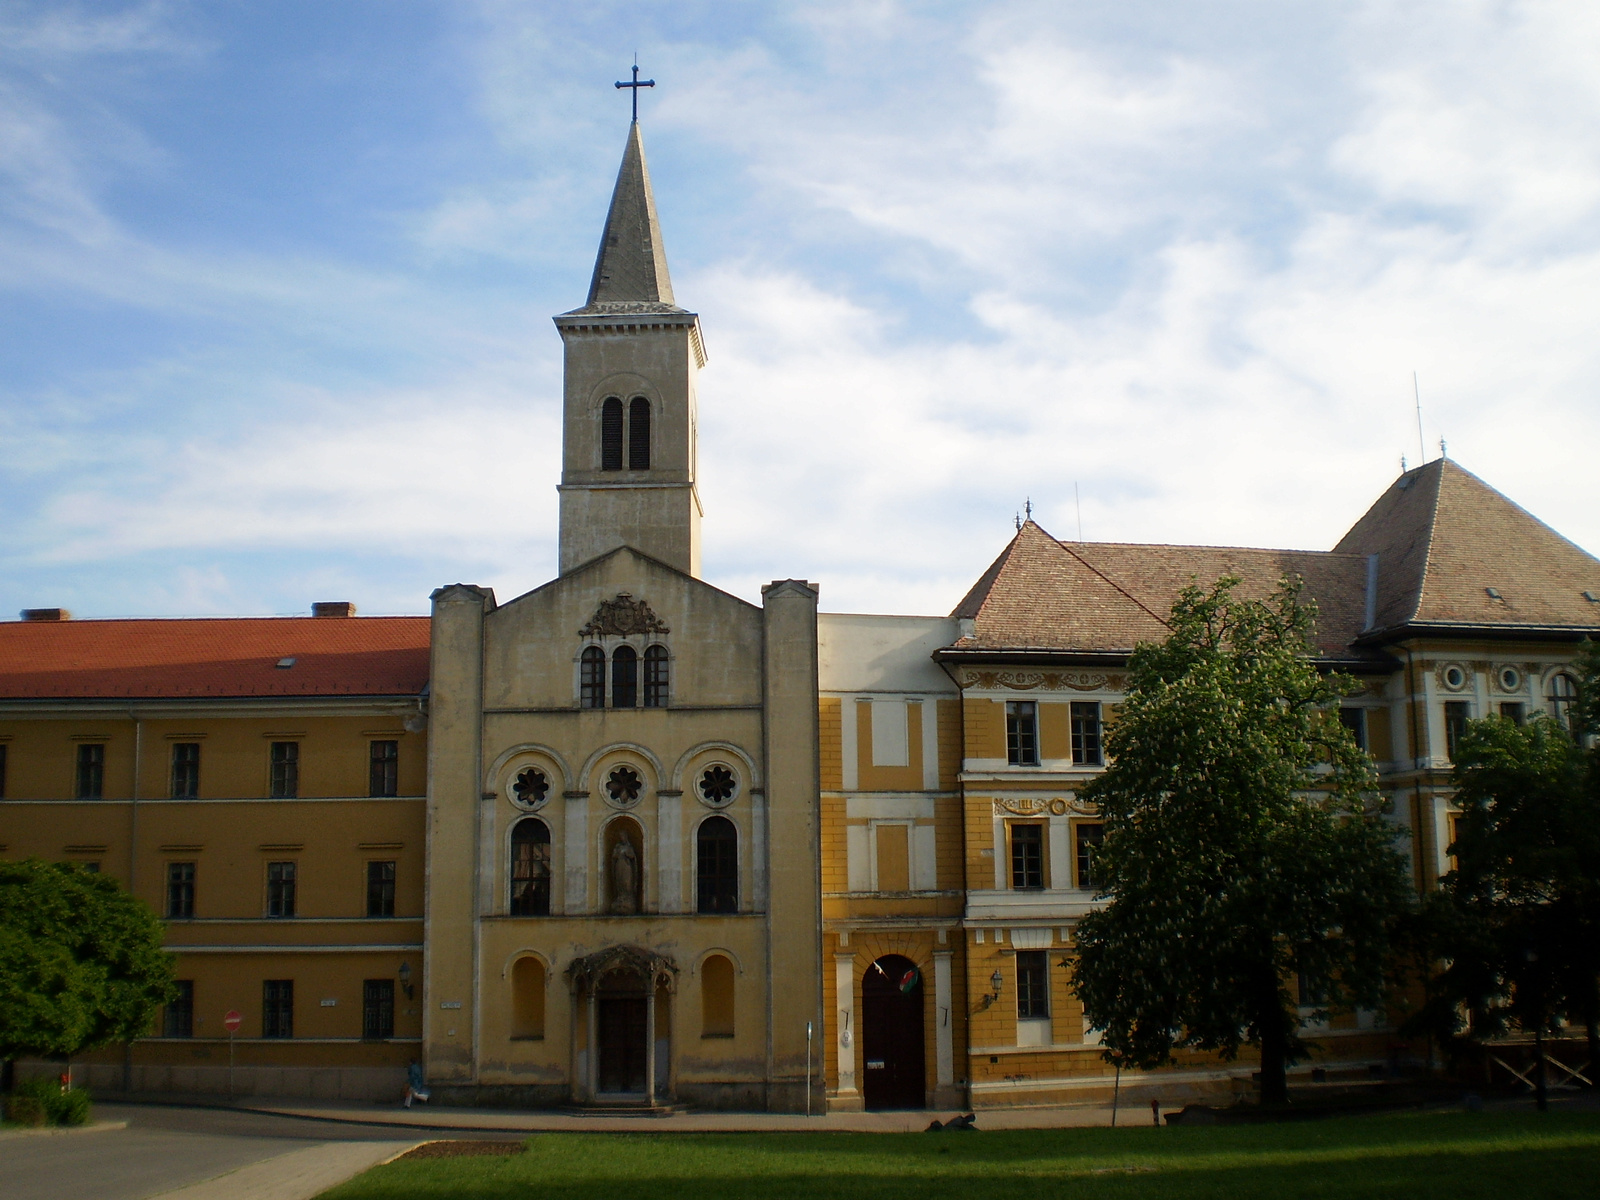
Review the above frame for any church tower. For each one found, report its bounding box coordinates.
[554,121,706,577]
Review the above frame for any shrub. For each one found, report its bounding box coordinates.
[5,1077,92,1126]
[4,1093,47,1127]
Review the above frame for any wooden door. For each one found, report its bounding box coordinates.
[597,996,648,1094]
[861,955,925,1109]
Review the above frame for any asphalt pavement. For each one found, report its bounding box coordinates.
[1,1103,481,1200]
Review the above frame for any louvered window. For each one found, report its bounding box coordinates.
[628,397,650,469]
[601,397,624,470]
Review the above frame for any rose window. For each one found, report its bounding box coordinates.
[513,767,548,806]
[606,765,643,805]
[698,764,737,806]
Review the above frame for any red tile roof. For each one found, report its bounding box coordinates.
[0,617,431,700]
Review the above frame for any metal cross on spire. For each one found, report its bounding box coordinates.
[615,62,655,123]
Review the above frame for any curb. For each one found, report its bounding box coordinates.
[0,1118,129,1139]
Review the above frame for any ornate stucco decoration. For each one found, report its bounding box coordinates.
[579,593,671,638]
[565,943,679,994]
[993,796,1098,817]
[957,668,1125,693]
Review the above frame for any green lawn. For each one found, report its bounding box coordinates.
[321,1109,1600,1200]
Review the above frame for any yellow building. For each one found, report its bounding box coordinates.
[3,117,1599,1112]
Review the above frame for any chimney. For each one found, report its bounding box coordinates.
[312,602,357,618]
[21,608,71,622]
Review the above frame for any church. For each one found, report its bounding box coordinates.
[3,116,1598,1113]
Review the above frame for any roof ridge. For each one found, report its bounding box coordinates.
[1406,459,1446,626]
[1054,535,1172,630]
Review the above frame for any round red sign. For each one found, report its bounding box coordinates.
[223,1010,242,1033]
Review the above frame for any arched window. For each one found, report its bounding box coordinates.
[1549,673,1578,729]
[600,397,624,471]
[511,956,545,1039]
[510,818,551,916]
[580,646,605,708]
[611,644,638,708]
[644,644,669,708]
[697,815,738,914]
[701,953,735,1038]
[628,396,650,470]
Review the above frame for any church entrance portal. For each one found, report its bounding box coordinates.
[597,994,649,1094]
[862,954,925,1109]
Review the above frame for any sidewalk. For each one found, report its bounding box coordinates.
[118,1093,1140,1134]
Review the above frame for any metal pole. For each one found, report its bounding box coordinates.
[228,1029,235,1099]
[806,1021,813,1117]
[1111,1065,1120,1126]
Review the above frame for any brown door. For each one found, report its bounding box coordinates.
[597,996,648,1093]
[862,955,926,1109]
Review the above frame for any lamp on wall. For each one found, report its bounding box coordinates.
[981,969,1005,1006]
[398,961,414,1001]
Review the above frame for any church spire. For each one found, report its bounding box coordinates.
[579,122,682,313]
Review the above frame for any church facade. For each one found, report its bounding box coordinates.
[3,120,1598,1112]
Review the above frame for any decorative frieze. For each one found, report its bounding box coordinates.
[992,796,1098,817]
[955,668,1125,693]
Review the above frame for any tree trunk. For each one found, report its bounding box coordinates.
[1587,1014,1599,1092]
[1259,1006,1289,1106]
[1,1057,13,1094]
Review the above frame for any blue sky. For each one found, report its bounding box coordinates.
[3,1,1597,618]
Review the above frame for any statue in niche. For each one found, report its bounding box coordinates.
[609,834,639,915]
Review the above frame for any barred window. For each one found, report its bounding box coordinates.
[366,860,396,917]
[1010,822,1044,890]
[1005,702,1038,766]
[269,742,299,799]
[369,740,398,797]
[75,743,104,800]
[1016,950,1049,1019]
[601,397,624,470]
[510,818,551,916]
[267,861,297,918]
[262,979,293,1038]
[611,645,638,708]
[164,980,194,1038]
[580,646,606,709]
[644,644,669,707]
[628,396,651,469]
[167,861,196,919]
[363,979,395,1040]
[1070,702,1102,765]
[170,742,200,799]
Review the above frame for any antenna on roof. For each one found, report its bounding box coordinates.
[1413,371,1426,463]
[1074,481,1083,542]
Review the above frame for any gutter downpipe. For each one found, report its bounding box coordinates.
[1403,646,1426,895]
[126,708,143,1091]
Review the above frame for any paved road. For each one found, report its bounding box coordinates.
[1,1103,489,1200]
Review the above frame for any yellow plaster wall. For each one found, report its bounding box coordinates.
[963,698,1004,761]
[854,700,924,792]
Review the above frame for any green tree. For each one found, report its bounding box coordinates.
[1070,576,1412,1105]
[0,859,176,1092]
[1415,649,1600,1107]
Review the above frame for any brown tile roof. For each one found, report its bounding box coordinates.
[0,617,431,700]
[950,460,1600,660]
[1334,458,1600,634]
[950,523,1371,658]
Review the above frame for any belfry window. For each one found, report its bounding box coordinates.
[628,397,650,469]
[510,817,552,917]
[644,644,669,707]
[600,397,624,470]
[580,646,606,708]
[612,645,638,708]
